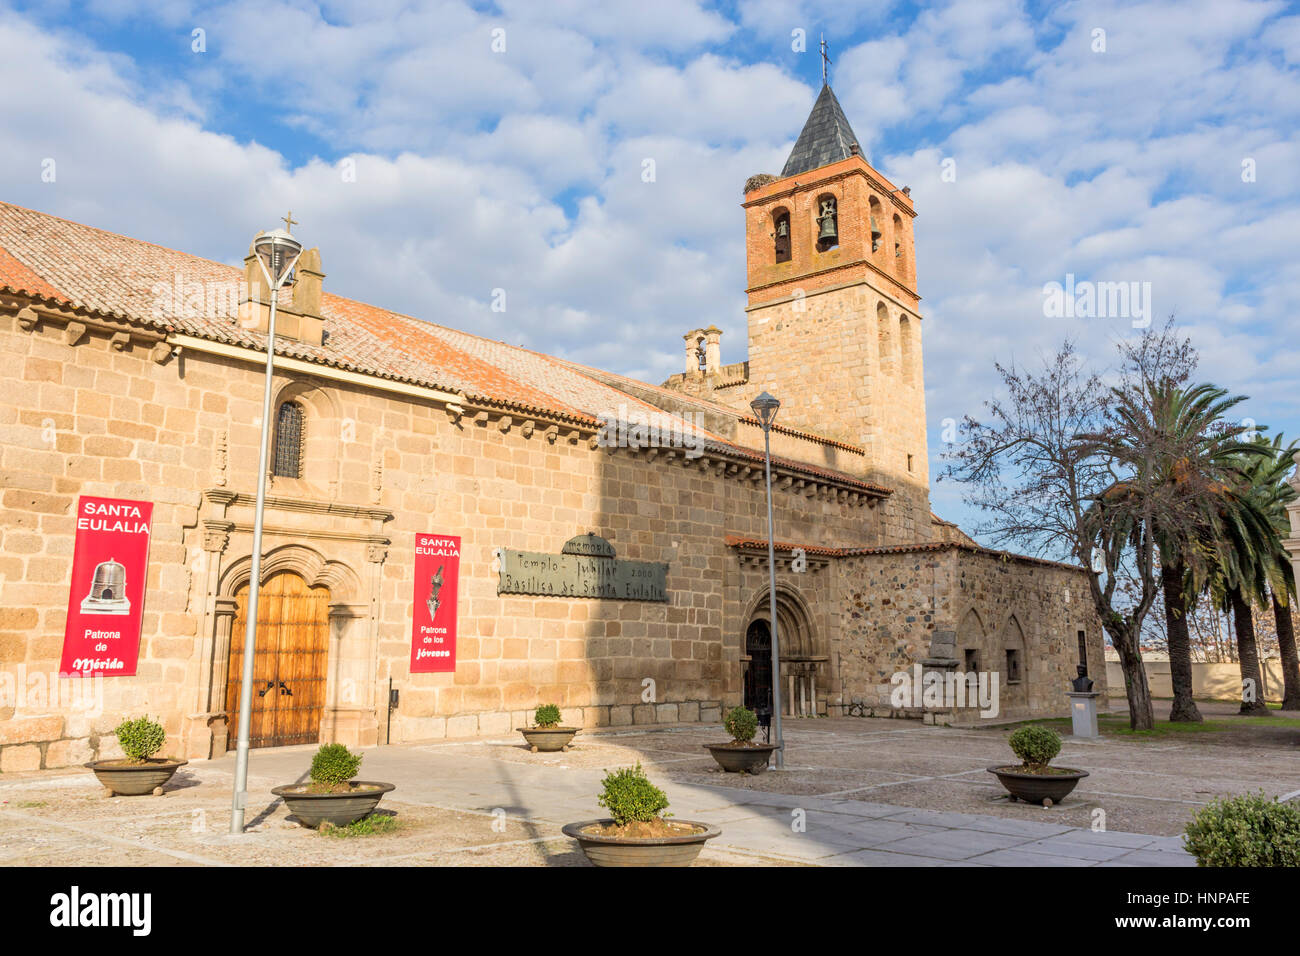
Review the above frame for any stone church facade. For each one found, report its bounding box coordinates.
[0,85,1104,771]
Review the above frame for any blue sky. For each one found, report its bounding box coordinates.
[3,0,1298,543]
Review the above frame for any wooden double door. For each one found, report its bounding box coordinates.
[226,571,330,749]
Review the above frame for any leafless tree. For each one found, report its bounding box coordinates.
[942,321,1199,730]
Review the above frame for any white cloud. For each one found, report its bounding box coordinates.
[2,0,1298,542]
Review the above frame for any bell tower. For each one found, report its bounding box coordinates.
[742,83,929,536]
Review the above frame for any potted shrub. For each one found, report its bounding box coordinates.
[561,764,720,867]
[987,725,1088,807]
[271,743,395,829]
[87,716,187,796]
[519,703,578,753]
[1184,792,1300,866]
[704,706,777,773]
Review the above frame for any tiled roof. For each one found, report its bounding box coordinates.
[723,535,844,557]
[0,200,891,494]
[725,535,1088,572]
[780,84,864,178]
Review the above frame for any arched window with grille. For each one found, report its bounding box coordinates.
[273,401,305,478]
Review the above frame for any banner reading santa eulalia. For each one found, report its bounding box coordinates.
[60,495,154,677]
[410,533,461,673]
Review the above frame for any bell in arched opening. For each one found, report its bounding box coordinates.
[80,558,131,615]
[816,197,838,245]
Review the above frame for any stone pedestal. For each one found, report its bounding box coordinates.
[1067,691,1100,739]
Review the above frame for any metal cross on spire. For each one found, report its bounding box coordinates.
[820,34,831,85]
[281,210,299,234]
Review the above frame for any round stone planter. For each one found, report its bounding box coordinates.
[519,727,578,753]
[271,781,396,829]
[988,766,1089,807]
[87,758,188,796]
[704,742,777,774]
[562,819,721,867]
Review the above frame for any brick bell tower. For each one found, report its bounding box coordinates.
[743,82,930,535]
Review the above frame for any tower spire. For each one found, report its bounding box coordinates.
[779,82,862,177]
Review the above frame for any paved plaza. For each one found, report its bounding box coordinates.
[3,709,1297,866]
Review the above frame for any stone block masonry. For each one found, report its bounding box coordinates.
[0,302,888,766]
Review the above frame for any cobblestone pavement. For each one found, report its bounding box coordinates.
[5,709,1296,866]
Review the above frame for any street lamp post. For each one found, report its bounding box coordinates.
[229,225,303,835]
[750,391,784,769]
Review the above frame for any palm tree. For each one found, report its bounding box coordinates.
[1238,435,1299,710]
[1098,381,1264,722]
[1148,387,1256,722]
[1211,436,1294,715]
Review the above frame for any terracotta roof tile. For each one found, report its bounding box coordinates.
[0,200,892,493]
[725,535,1088,572]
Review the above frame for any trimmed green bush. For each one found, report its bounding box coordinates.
[724,706,758,743]
[310,743,362,788]
[113,716,166,763]
[596,764,670,826]
[1009,725,1061,769]
[534,703,562,728]
[1184,793,1300,867]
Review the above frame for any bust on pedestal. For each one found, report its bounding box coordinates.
[1067,665,1100,739]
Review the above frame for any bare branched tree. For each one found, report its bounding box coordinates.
[942,320,1200,730]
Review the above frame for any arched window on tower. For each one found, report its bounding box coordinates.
[273,401,305,478]
[899,315,914,384]
[876,301,894,373]
[893,213,905,266]
[772,208,791,263]
[815,194,838,251]
[869,196,884,253]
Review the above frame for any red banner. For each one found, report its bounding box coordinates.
[410,533,460,673]
[60,495,154,677]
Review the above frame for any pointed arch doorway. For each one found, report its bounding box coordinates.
[225,570,330,749]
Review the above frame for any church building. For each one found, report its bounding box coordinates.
[0,84,1104,770]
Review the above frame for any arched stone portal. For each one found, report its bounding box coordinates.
[197,543,370,755]
[743,587,825,717]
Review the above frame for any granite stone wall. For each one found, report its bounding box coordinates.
[0,303,885,767]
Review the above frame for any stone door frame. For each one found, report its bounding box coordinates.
[183,489,391,759]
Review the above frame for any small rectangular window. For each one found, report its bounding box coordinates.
[964,649,978,672]
[1005,649,1022,684]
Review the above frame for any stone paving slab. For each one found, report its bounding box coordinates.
[0,717,1225,866]
[969,849,1098,867]
[870,828,1031,861]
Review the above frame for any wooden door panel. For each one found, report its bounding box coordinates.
[226,571,330,749]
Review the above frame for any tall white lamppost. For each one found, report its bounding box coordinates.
[750,391,784,769]
[229,223,303,835]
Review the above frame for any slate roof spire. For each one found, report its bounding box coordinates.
[780,83,864,178]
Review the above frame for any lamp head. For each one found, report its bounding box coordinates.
[750,391,780,428]
[253,228,304,290]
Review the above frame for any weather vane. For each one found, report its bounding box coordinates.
[820,34,831,85]
[281,210,299,234]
